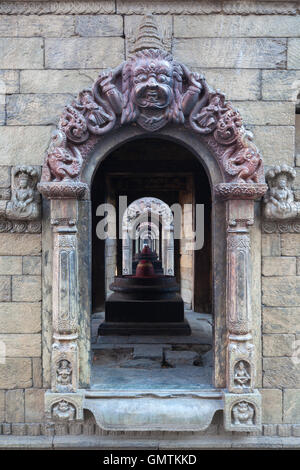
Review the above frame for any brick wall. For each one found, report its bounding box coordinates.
[0,0,300,432]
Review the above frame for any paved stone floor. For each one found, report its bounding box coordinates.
[91,311,213,390]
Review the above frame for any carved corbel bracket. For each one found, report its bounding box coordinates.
[45,391,84,422]
[0,165,41,233]
[263,164,300,233]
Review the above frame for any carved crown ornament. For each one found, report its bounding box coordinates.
[37,15,267,201]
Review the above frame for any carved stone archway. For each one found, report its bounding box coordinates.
[39,16,267,433]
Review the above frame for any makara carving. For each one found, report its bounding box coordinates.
[38,15,265,200]
[263,165,300,232]
[0,166,41,233]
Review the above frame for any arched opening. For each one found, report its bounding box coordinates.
[90,137,213,389]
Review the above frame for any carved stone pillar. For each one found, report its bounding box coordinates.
[215,183,267,433]
[38,181,87,422]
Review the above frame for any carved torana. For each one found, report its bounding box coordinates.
[39,15,266,432]
[38,15,266,201]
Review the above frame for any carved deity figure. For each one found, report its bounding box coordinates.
[52,400,75,421]
[264,165,299,220]
[234,361,251,388]
[232,401,254,425]
[6,167,40,220]
[56,360,72,391]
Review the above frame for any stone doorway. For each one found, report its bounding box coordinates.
[90,137,213,391]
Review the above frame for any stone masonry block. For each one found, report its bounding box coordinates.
[262,257,296,276]
[232,101,295,126]
[76,15,123,37]
[174,15,300,38]
[20,69,99,94]
[0,302,41,334]
[263,307,300,334]
[261,389,282,424]
[0,358,32,389]
[7,94,74,126]
[261,234,281,257]
[23,256,41,276]
[262,70,300,101]
[0,390,4,422]
[0,166,11,188]
[281,234,300,256]
[199,69,260,101]
[263,334,295,357]
[0,256,22,275]
[12,275,41,302]
[0,126,51,165]
[288,39,300,69]
[6,389,24,423]
[0,70,19,94]
[173,38,286,69]
[0,276,11,302]
[0,334,41,357]
[25,389,45,423]
[45,38,124,69]
[263,357,300,388]
[262,276,300,307]
[0,15,74,37]
[284,390,300,424]
[250,125,294,166]
[0,38,43,69]
[0,234,41,256]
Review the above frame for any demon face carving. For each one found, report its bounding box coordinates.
[121,49,185,131]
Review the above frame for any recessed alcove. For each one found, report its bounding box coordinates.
[90,137,214,390]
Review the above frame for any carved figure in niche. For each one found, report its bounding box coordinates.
[52,400,75,421]
[264,165,299,220]
[6,166,40,220]
[232,401,255,425]
[234,361,251,388]
[56,360,72,391]
[44,130,82,182]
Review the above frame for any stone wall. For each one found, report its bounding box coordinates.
[0,0,300,437]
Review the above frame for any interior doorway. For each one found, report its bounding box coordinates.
[90,137,213,390]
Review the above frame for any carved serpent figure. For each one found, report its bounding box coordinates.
[221,130,262,183]
[46,130,82,182]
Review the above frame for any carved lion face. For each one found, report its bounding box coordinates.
[132,58,173,110]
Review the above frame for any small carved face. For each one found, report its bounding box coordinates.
[58,400,69,411]
[132,59,173,110]
[19,174,29,189]
[277,175,288,189]
[237,401,249,412]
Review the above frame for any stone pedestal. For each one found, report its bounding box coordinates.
[99,275,190,336]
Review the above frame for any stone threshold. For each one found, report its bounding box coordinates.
[1,435,300,450]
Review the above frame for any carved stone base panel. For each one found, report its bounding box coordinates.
[223,390,262,433]
[51,341,78,393]
[45,391,84,422]
[227,338,254,394]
